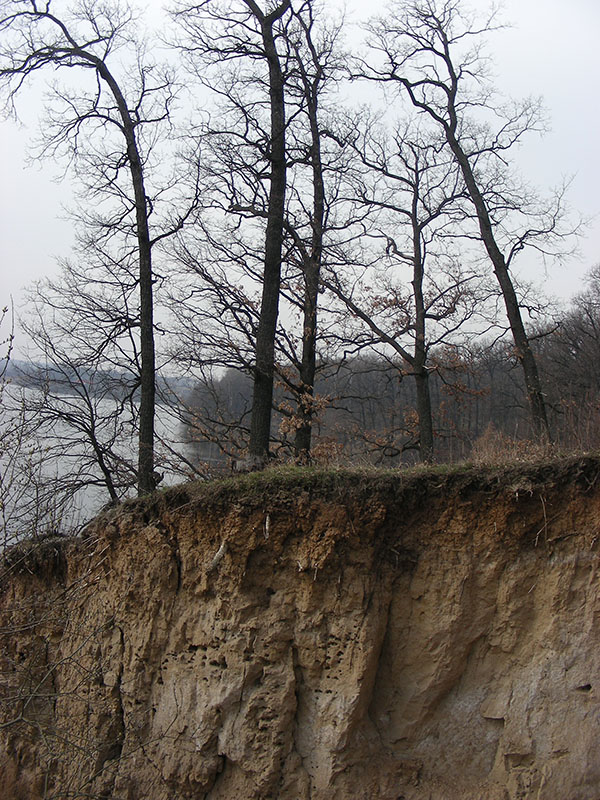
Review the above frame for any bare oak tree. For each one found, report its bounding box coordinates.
[173,0,292,467]
[0,0,177,492]
[362,0,575,441]
[324,117,487,460]
[272,0,346,459]
[171,0,352,464]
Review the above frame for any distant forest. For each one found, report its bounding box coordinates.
[185,270,600,467]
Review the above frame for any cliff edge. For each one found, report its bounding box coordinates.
[2,457,600,799]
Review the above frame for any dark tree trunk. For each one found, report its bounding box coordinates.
[247,1,290,466]
[294,256,320,459]
[411,201,435,462]
[414,368,434,461]
[446,129,551,441]
[294,31,325,461]
[96,61,157,493]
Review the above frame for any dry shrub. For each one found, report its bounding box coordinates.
[471,423,553,465]
[310,438,346,466]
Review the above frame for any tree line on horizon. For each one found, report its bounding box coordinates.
[0,0,590,544]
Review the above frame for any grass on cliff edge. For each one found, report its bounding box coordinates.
[132,451,600,518]
[5,453,600,577]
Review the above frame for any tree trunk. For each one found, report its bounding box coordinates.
[446,130,551,441]
[247,1,290,465]
[414,368,434,462]
[294,45,325,461]
[412,205,434,462]
[97,61,156,493]
[294,258,320,459]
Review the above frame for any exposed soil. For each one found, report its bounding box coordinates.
[2,456,600,798]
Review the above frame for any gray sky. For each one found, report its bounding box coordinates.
[1,0,599,351]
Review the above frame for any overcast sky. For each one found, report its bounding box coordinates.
[1,0,599,352]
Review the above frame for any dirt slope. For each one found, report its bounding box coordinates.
[2,457,600,799]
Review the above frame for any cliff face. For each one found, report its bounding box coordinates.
[2,459,600,800]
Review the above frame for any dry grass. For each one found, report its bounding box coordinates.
[470,424,556,466]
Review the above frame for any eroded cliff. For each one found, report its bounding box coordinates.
[2,458,600,799]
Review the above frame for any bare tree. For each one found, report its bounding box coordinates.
[21,258,144,502]
[245,0,292,465]
[171,0,353,464]
[321,112,493,460]
[172,0,292,467]
[0,303,79,547]
[533,266,600,449]
[0,0,179,492]
[362,0,576,441]
[278,0,344,459]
